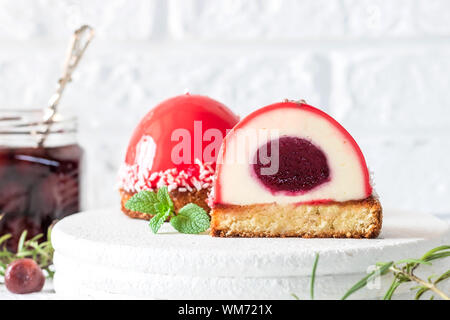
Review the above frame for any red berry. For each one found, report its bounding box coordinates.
[5,259,45,294]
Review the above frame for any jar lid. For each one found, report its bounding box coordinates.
[0,109,77,147]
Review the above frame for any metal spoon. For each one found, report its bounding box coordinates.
[38,25,95,147]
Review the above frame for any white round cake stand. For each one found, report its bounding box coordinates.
[52,208,449,300]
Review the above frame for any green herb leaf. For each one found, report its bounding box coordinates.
[310,253,319,300]
[125,190,159,215]
[423,252,450,262]
[170,203,210,234]
[415,286,428,300]
[125,187,179,234]
[17,230,28,253]
[154,202,169,216]
[395,258,431,266]
[341,261,393,300]
[149,208,171,234]
[157,186,173,211]
[415,269,450,300]
[0,234,11,243]
[383,279,401,300]
[0,228,54,280]
[421,245,450,262]
[434,269,450,285]
[342,245,450,301]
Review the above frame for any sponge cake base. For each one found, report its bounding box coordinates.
[211,196,382,238]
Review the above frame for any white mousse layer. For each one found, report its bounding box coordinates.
[217,107,368,205]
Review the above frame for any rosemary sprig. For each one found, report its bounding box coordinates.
[291,253,319,300]
[0,228,54,279]
[342,245,450,300]
[310,253,319,300]
[341,261,393,300]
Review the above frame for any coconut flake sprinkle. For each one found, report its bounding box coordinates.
[118,159,215,193]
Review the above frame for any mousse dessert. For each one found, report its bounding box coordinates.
[210,100,382,238]
[118,94,239,220]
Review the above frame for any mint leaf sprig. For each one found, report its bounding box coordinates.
[125,186,210,235]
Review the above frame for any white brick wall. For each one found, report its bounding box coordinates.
[0,0,158,40]
[0,0,449,215]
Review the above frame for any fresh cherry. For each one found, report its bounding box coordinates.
[5,259,45,294]
[253,136,330,194]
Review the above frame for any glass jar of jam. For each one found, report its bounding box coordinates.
[0,109,82,251]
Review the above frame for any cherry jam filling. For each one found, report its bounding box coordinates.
[252,136,330,194]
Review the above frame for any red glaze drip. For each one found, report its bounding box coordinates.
[125,94,239,173]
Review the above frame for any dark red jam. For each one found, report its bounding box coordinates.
[0,144,82,251]
[252,136,330,194]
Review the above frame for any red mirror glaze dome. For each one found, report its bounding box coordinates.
[119,94,239,193]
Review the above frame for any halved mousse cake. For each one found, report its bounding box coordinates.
[118,94,239,220]
[210,101,382,238]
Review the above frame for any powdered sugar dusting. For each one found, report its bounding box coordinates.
[118,159,215,193]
